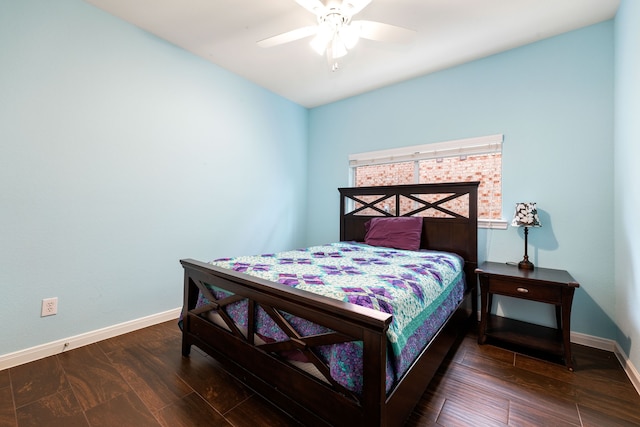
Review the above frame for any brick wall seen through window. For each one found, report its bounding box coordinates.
[353,153,502,220]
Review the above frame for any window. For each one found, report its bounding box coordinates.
[349,134,506,229]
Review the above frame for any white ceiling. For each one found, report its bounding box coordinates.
[84,0,619,108]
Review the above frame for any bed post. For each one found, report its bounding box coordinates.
[362,326,388,425]
[181,273,199,356]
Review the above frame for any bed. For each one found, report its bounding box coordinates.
[180,182,478,426]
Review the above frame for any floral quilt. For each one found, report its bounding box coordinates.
[197,241,465,394]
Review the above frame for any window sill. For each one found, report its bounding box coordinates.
[479,218,508,230]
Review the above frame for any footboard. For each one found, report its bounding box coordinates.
[180,258,393,427]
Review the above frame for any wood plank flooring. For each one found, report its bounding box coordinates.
[1,320,639,426]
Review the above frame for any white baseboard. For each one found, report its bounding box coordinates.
[570,331,617,351]
[0,307,181,371]
[571,331,639,395]
[613,342,640,396]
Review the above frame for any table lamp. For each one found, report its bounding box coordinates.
[511,202,541,270]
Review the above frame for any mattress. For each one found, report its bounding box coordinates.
[194,241,465,394]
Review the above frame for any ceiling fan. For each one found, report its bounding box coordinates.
[257,0,416,71]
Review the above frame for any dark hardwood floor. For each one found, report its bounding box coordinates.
[1,320,639,426]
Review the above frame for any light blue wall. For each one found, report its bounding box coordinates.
[307,23,616,339]
[614,0,640,370]
[0,0,308,354]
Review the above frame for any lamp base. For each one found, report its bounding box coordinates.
[518,258,534,270]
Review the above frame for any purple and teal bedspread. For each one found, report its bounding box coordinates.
[196,241,465,394]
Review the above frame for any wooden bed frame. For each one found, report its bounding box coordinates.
[180,182,478,426]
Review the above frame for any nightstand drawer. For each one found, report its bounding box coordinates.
[488,278,561,303]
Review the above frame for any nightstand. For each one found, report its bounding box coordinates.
[475,262,580,371]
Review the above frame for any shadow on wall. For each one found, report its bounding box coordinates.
[476,208,556,264]
[531,209,630,353]
[522,208,557,263]
[575,287,631,353]
[618,229,639,360]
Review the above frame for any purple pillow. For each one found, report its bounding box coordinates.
[364,217,423,251]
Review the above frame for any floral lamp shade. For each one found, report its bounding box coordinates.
[511,202,541,270]
[511,202,541,228]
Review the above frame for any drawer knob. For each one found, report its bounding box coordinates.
[517,287,529,293]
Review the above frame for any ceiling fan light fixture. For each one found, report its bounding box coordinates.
[339,23,360,49]
[331,37,348,59]
[310,24,332,55]
[258,0,415,71]
[310,35,327,55]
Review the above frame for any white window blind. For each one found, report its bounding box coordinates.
[349,134,503,166]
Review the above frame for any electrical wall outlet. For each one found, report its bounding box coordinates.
[41,297,58,317]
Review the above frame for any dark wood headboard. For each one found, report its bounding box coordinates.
[339,182,479,282]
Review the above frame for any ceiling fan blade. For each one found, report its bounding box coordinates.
[257,25,318,48]
[295,0,326,15]
[353,20,416,44]
[342,0,371,16]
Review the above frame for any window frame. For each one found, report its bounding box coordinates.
[348,134,507,229]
